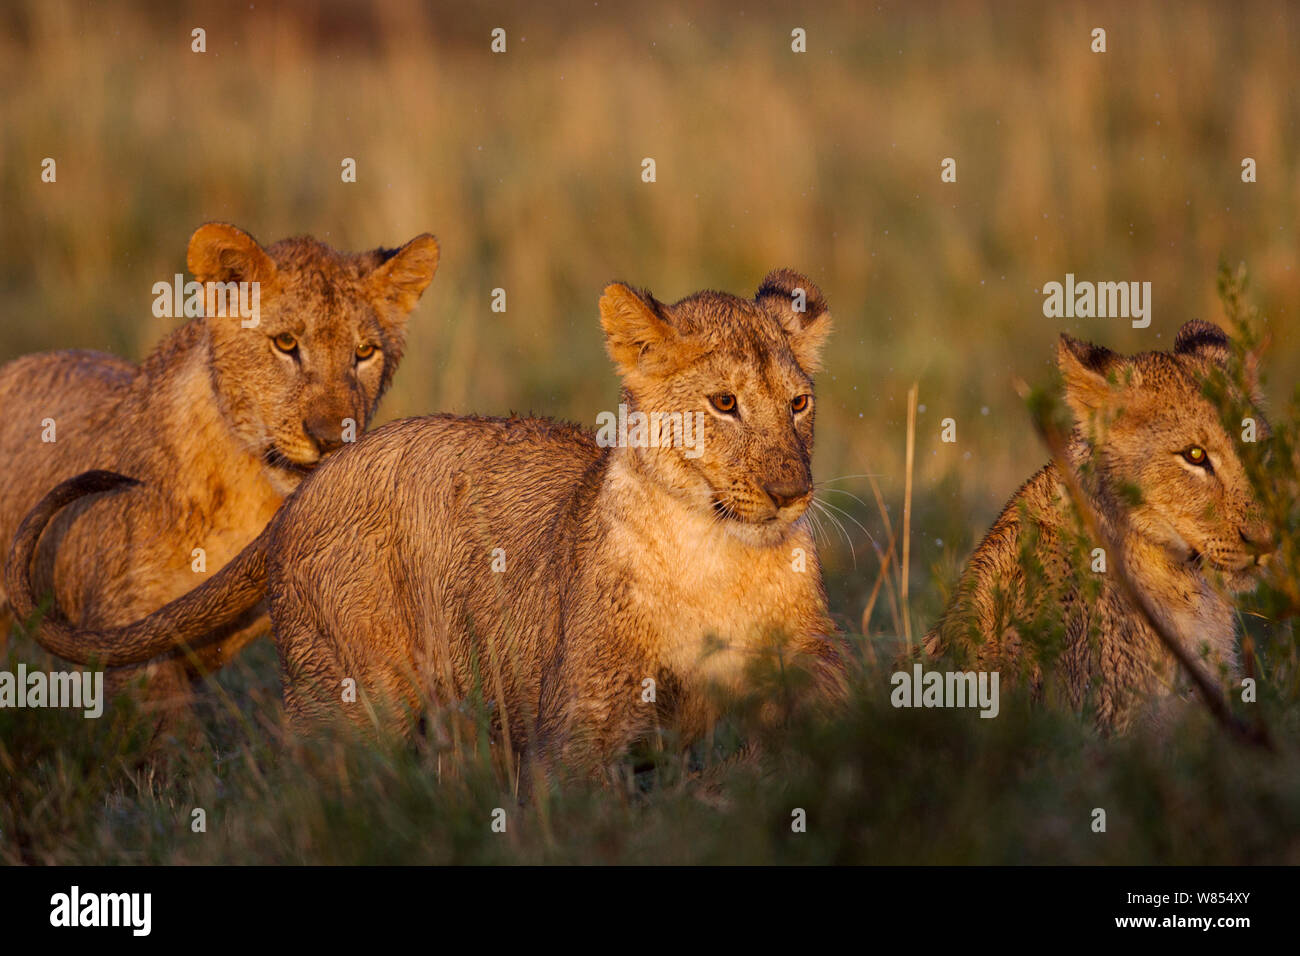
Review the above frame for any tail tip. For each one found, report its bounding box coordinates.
[81,470,143,493]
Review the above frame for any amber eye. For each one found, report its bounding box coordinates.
[272,332,298,353]
[356,343,376,361]
[709,393,738,415]
[1181,445,1210,468]
[791,394,811,414]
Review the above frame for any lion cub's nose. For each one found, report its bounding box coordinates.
[1240,523,1276,558]
[763,479,811,510]
[304,415,346,455]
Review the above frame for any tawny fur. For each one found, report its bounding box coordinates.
[0,222,439,711]
[13,271,847,775]
[926,321,1272,732]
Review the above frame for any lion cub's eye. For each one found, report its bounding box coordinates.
[272,332,298,354]
[1181,445,1211,469]
[709,393,738,415]
[356,343,376,361]
[791,394,811,414]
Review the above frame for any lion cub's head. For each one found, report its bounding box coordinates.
[186,222,439,491]
[1059,319,1273,589]
[599,269,831,547]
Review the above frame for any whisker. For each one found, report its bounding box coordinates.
[815,495,879,550]
[804,507,832,549]
[815,487,873,510]
[810,499,857,569]
[815,473,885,485]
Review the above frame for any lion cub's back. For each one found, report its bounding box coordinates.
[286,414,593,571]
[266,413,608,722]
[0,349,136,468]
[327,408,594,494]
[276,411,605,550]
[0,349,137,608]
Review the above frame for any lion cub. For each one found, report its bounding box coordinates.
[0,222,439,707]
[926,321,1272,732]
[12,271,845,774]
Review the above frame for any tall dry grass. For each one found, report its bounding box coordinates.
[3,2,1297,634]
[2,0,1300,866]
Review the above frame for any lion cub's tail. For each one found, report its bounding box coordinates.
[5,470,269,667]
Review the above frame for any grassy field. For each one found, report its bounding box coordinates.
[2,0,1299,863]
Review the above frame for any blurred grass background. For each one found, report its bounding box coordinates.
[3,0,1298,629]
[2,0,1299,863]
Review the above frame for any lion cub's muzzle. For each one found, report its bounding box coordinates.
[303,407,358,455]
[1239,523,1276,567]
[763,478,812,513]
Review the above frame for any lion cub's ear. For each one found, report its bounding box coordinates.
[1058,333,1134,424]
[1175,318,1265,408]
[1174,319,1231,368]
[599,282,681,379]
[188,222,277,287]
[370,234,440,315]
[756,269,832,374]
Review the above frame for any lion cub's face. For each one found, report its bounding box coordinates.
[1060,320,1273,590]
[187,223,439,491]
[599,269,831,547]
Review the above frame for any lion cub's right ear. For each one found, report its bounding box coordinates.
[187,222,277,287]
[599,283,682,382]
[1058,333,1132,424]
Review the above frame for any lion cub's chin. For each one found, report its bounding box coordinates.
[261,454,320,496]
[1181,541,1264,591]
[719,511,805,549]
[1162,534,1262,593]
[263,469,305,497]
[1217,563,1264,594]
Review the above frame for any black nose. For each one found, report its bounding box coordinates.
[763,479,810,510]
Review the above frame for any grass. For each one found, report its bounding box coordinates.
[4,262,1298,865]
[4,633,1300,864]
[2,0,1300,864]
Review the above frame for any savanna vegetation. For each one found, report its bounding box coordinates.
[2,0,1298,863]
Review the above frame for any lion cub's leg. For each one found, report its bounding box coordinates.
[277,618,348,735]
[105,659,206,748]
[103,655,220,743]
[273,594,407,739]
[535,652,659,784]
[281,672,325,735]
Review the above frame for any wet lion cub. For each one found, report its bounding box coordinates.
[0,222,439,708]
[926,321,1272,732]
[11,271,845,774]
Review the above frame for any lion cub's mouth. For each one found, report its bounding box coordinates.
[710,496,783,526]
[263,446,321,476]
[711,498,743,522]
[1188,546,1265,580]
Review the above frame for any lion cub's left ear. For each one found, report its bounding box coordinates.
[370,234,440,316]
[757,269,832,374]
[1173,319,1231,367]
[1175,318,1267,407]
